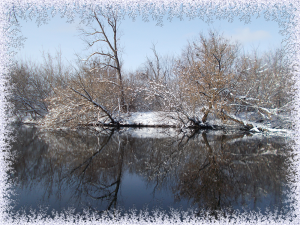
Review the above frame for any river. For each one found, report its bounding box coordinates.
[5,125,296,221]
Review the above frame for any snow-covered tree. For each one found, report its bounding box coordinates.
[176,30,241,124]
[174,30,293,129]
[41,61,121,128]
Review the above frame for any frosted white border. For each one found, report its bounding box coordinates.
[0,0,299,224]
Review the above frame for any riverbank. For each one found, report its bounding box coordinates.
[15,111,293,137]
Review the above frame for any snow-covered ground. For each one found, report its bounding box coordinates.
[116,127,181,139]
[117,111,182,126]
[14,111,294,138]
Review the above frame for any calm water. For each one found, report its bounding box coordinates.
[5,125,296,220]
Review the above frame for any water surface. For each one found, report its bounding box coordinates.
[6,125,295,220]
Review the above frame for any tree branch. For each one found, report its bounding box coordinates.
[70,87,115,123]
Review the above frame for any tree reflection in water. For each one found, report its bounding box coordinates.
[6,126,294,219]
[173,132,290,218]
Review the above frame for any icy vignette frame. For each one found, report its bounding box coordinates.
[0,0,299,224]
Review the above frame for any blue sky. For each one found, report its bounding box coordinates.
[15,12,284,73]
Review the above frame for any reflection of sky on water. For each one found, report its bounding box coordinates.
[9,169,190,216]
[120,172,189,211]
[6,125,295,219]
[8,171,291,218]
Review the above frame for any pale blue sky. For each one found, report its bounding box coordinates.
[15,12,284,73]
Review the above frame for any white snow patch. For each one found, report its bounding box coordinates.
[250,127,260,133]
[119,111,182,126]
[120,127,181,139]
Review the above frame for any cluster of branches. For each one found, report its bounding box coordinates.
[127,31,294,128]
[7,6,294,129]
[7,50,71,122]
[171,31,294,127]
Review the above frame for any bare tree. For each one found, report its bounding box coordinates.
[41,68,117,128]
[127,45,179,112]
[173,30,294,130]
[144,44,175,83]
[229,47,294,127]
[176,30,240,124]
[8,61,48,120]
[78,6,126,111]
[7,50,72,122]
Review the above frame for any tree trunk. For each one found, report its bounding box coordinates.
[202,101,213,123]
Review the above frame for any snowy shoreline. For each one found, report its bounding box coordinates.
[13,111,294,138]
